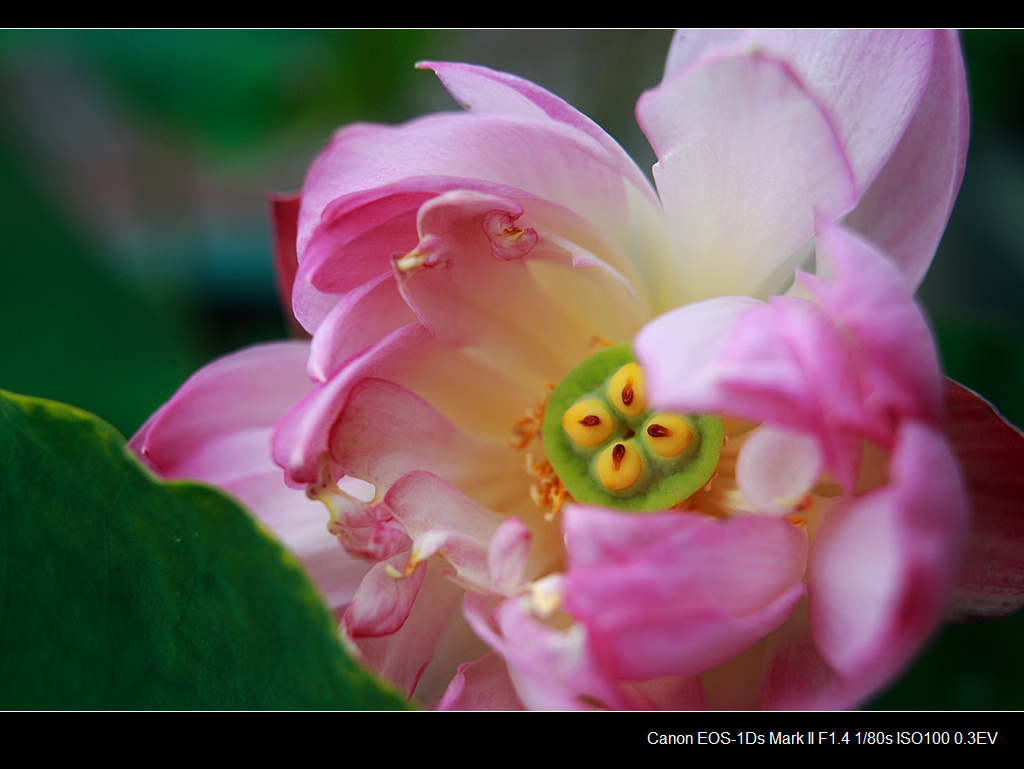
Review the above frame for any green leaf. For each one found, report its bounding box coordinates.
[0,390,409,710]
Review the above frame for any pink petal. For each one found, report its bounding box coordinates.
[307,272,416,382]
[433,653,525,711]
[562,506,807,679]
[419,61,659,211]
[297,111,657,273]
[943,379,1024,620]
[663,30,935,196]
[343,551,425,639]
[759,602,843,710]
[293,177,519,333]
[634,294,762,414]
[295,176,524,319]
[637,50,856,304]
[808,420,967,689]
[842,30,969,288]
[348,558,485,703]
[267,192,305,337]
[717,296,865,488]
[392,190,644,375]
[638,221,944,490]
[329,379,521,512]
[133,341,313,472]
[660,29,745,76]
[736,424,824,515]
[274,323,532,491]
[129,341,367,615]
[806,218,943,431]
[272,323,432,486]
[384,471,507,594]
[323,489,409,564]
[464,592,707,710]
[640,294,864,490]
[464,592,628,710]
[487,517,532,596]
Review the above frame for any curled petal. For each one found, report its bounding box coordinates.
[639,221,943,490]
[298,111,659,272]
[295,176,534,331]
[385,471,506,594]
[391,190,645,375]
[344,551,426,639]
[347,558,484,703]
[639,294,863,490]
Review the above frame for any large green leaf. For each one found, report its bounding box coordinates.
[0,390,409,710]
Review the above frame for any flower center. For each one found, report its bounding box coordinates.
[540,344,724,512]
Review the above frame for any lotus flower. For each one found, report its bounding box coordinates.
[131,30,1024,709]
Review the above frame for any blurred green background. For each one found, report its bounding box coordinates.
[1,29,1020,710]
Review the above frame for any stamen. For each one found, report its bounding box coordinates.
[526,456,567,517]
[511,385,553,450]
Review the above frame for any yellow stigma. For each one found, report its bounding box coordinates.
[608,362,646,417]
[561,400,614,447]
[596,441,643,491]
[644,414,695,458]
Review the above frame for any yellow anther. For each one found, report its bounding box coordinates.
[561,400,614,447]
[608,362,647,417]
[644,413,695,458]
[395,250,427,272]
[597,441,643,492]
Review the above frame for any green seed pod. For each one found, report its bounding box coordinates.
[541,343,724,512]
